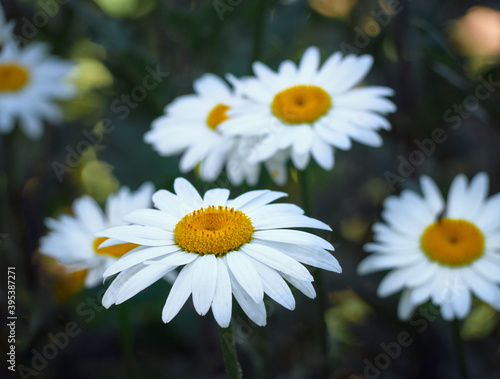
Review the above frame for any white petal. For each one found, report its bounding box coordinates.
[256,239,341,273]
[252,213,331,231]
[162,261,197,323]
[191,254,218,316]
[224,252,264,303]
[397,289,416,321]
[228,269,267,326]
[96,225,174,246]
[203,188,230,207]
[103,245,180,277]
[212,259,233,328]
[248,256,295,310]
[282,274,316,299]
[174,177,203,210]
[253,229,333,251]
[241,243,313,281]
[123,209,177,231]
[446,174,468,218]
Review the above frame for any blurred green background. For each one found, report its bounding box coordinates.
[2,0,500,378]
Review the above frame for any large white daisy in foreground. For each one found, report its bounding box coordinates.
[358,173,500,320]
[39,183,155,288]
[96,178,341,327]
[144,74,287,186]
[0,42,75,139]
[221,46,395,170]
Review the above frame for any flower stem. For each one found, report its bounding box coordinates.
[219,321,242,379]
[298,169,330,378]
[118,303,136,379]
[451,319,469,379]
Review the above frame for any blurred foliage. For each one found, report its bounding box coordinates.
[2,0,500,378]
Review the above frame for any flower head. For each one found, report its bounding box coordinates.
[144,74,287,186]
[97,178,341,327]
[358,173,500,320]
[39,183,155,288]
[0,42,75,139]
[221,46,396,171]
[0,4,15,46]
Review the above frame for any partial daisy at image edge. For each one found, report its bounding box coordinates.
[358,172,500,321]
[0,42,76,139]
[95,177,342,328]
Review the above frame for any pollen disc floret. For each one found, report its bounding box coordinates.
[174,205,254,256]
[271,85,331,124]
[0,64,29,92]
[421,218,485,266]
[206,103,230,130]
[93,237,140,258]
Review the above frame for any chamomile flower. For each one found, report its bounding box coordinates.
[220,46,396,170]
[96,178,341,327]
[144,73,287,186]
[0,4,15,45]
[39,183,155,288]
[0,42,75,139]
[358,173,500,321]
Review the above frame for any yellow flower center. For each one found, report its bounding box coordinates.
[272,85,332,124]
[206,103,230,130]
[0,64,30,92]
[174,205,254,257]
[92,237,139,258]
[420,218,485,267]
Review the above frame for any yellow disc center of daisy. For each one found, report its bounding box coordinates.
[0,64,30,92]
[173,205,254,257]
[420,218,485,267]
[272,85,332,124]
[93,237,139,258]
[206,104,230,130]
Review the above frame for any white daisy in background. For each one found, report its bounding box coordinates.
[96,177,341,327]
[0,4,15,46]
[0,42,75,139]
[39,183,158,288]
[144,73,287,186]
[358,173,500,321]
[220,46,396,171]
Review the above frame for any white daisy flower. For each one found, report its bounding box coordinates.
[0,42,75,139]
[220,46,396,171]
[0,5,15,45]
[358,173,500,321]
[144,73,287,186]
[39,183,156,288]
[96,177,341,327]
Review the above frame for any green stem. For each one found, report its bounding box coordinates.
[298,169,330,378]
[250,0,268,66]
[451,319,469,379]
[118,303,136,379]
[219,321,242,379]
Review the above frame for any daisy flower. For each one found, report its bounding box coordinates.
[39,183,155,288]
[96,177,341,327]
[358,173,500,320]
[220,46,396,171]
[0,42,75,139]
[144,73,287,186]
